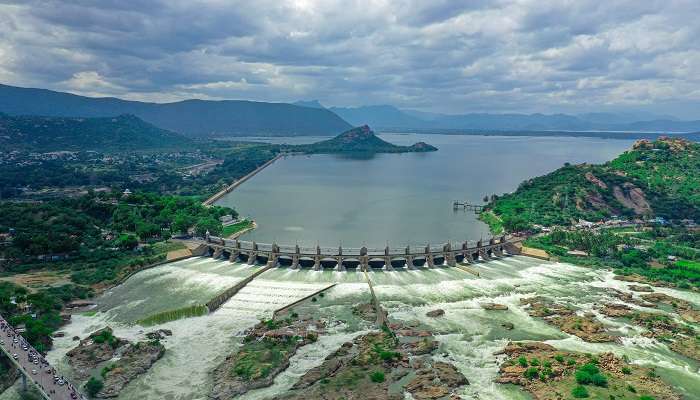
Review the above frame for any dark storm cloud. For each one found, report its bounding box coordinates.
[0,0,699,117]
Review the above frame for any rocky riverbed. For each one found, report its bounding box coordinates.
[276,323,468,400]
[496,341,681,400]
[210,314,324,399]
[97,340,165,398]
[65,327,165,398]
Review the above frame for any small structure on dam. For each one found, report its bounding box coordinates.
[198,234,520,271]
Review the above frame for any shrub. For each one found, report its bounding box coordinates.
[621,366,632,374]
[530,358,540,366]
[639,396,655,400]
[580,363,599,375]
[567,358,576,366]
[591,372,608,387]
[518,356,528,367]
[85,377,104,397]
[524,367,539,380]
[572,385,589,398]
[628,385,637,393]
[554,354,565,363]
[575,370,593,385]
[370,371,385,383]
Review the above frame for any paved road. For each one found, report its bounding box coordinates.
[0,314,85,400]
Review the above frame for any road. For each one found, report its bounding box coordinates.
[0,314,85,400]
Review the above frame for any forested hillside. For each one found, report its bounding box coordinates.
[485,137,700,230]
[0,113,191,152]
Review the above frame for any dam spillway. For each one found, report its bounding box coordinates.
[197,234,521,271]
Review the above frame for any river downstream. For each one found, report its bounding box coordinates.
[2,255,698,400]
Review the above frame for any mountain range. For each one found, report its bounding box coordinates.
[2,83,700,139]
[326,104,700,133]
[0,84,351,137]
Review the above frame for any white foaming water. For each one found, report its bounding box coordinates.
[4,256,698,400]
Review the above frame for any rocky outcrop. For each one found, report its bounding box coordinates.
[97,341,165,398]
[353,302,378,321]
[426,309,445,318]
[496,341,681,400]
[278,322,467,400]
[66,327,126,380]
[481,303,508,311]
[599,303,634,318]
[612,183,652,215]
[629,284,654,292]
[211,317,323,399]
[630,312,700,361]
[405,361,468,400]
[521,297,615,342]
[549,314,616,342]
[145,329,172,341]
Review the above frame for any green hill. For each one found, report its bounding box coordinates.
[297,125,437,154]
[0,113,192,152]
[486,137,700,230]
[0,84,352,137]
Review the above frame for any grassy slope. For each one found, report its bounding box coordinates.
[485,138,700,230]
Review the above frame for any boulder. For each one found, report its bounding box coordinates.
[426,309,445,318]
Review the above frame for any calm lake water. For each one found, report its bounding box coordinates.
[217,134,634,247]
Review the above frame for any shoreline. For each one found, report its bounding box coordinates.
[202,153,283,206]
[225,220,257,239]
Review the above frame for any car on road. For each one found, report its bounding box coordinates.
[12,353,18,360]
[31,369,37,375]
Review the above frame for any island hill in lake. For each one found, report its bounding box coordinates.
[290,125,437,154]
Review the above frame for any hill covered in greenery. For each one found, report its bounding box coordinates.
[0,113,192,152]
[485,137,700,231]
[294,125,437,154]
[0,84,352,137]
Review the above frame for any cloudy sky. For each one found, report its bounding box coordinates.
[1,0,699,118]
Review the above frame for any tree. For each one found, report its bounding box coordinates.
[116,234,139,250]
[85,377,104,397]
[195,216,222,237]
[171,213,193,234]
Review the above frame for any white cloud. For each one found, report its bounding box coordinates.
[0,0,698,117]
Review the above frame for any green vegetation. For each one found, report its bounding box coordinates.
[369,370,385,383]
[0,281,91,352]
[525,226,700,288]
[0,192,233,274]
[478,211,504,235]
[485,138,700,231]
[572,385,590,398]
[84,377,104,397]
[524,367,539,380]
[136,304,208,327]
[221,219,254,237]
[92,329,120,348]
[232,337,298,381]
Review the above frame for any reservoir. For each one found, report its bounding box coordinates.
[217,133,634,246]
